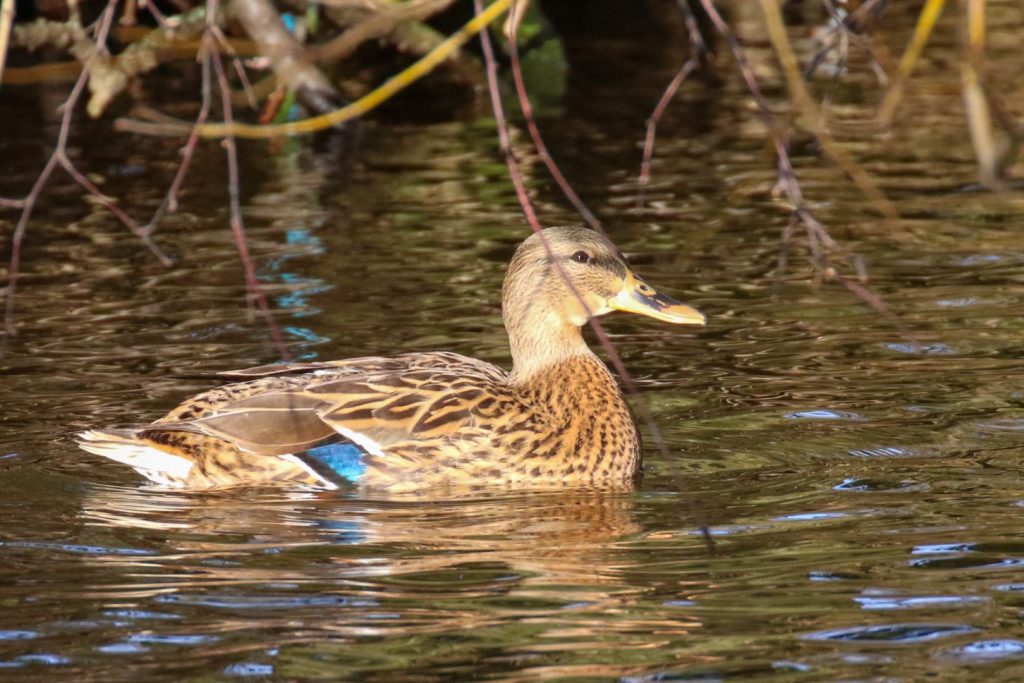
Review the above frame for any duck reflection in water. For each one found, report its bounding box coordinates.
[81,486,643,594]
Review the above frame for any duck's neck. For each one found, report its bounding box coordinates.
[508,337,642,476]
[505,307,592,385]
[503,310,642,478]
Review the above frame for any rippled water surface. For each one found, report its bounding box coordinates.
[3,3,1024,680]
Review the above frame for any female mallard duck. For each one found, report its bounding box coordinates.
[78,226,705,493]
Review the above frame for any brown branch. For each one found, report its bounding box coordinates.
[230,0,339,117]
[837,276,919,348]
[311,0,456,65]
[5,53,93,339]
[505,9,603,235]
[4,0,173,340]
[211,25,258,111]
[59,153,171,263]
[690,0,913,342]
[143,33,214,232]
[756,0,896,220]
[638,0,705,209]
[697,1,848,272]
[209,8,290,360]
[638,59,699,210]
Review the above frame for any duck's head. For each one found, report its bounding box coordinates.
[502,226,705,377]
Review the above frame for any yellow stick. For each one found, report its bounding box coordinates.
[194,0,510,139]
[961,0,998,187]
[966,0,984,54]
[0,0,16,89]
[878,0,946,125]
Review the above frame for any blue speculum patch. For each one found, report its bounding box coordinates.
[304,443,366,482]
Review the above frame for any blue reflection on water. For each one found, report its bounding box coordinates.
[0,541,154,556]
[257,223,336,359]
[785,409,866,421]
[225,662,275,677]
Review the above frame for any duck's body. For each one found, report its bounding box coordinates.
[78,227,705,493]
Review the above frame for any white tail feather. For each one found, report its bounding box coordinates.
[77,430,194,487]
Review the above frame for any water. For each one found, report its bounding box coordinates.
[2,2,1024,680]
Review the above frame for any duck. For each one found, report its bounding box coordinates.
[77,226,706,493]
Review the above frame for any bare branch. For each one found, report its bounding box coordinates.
[209,2,290,360]
[637,1,706,208]
[505,8,604,234]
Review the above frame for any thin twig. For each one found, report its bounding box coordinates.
[5,0,119,339]
[209,7,290,360]
[505,4,603,234]
[210,24,259,111]
[836,276,919,348]
[60,154,171,263]
[638,60,699,210]
[637,0,705,209]
[144,33,214,231]
[476,0,714,549]
[140,0,171,27]
[698,1,856,271]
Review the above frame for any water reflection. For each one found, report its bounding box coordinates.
[58,487,692,678]
[3,1,1024,679]
[80,486,641,591]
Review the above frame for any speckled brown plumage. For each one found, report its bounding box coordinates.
[77,226,705,492]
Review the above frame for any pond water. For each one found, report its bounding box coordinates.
[2,2,1024,680]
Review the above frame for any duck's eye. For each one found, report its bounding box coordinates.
[571,251,593,264]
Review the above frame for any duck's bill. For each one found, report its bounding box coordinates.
[609,276,706,325]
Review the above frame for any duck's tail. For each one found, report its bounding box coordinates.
[76,428,354,489]
[76,429,196,487]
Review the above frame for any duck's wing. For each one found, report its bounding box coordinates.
[172,352,515,458]
[79,353,516,488]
